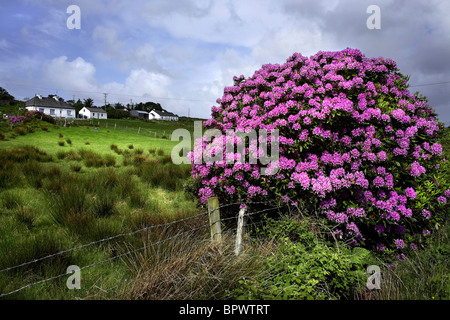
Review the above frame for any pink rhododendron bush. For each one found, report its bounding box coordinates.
[186,48,449,255]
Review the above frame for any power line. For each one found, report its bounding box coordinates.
[409,81,450,88]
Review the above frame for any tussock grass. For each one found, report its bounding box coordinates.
[363,220,449,300]
[122,229,270,300]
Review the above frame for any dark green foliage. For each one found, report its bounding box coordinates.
[234,216,375,300]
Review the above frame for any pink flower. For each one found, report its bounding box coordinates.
[437,196,447,204]
[311,175,332,197]
[405,187,417,199]
[394,239,405,249]
[410,161,426,177]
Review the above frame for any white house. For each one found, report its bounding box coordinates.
[25,95,76,118]
[148,109,179,121]
[79,107,108,119]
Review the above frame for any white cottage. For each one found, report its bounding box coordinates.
[79,107,108,119]
[25,95,76,118]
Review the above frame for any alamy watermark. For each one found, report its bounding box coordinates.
[66,265,81,290]
[366,265,381,290]
[366,5,381,30]
[66,5,81,30]
[170,121,280,175]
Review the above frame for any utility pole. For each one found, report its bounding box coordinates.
[103,93,108,110]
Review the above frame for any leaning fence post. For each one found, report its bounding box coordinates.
[234,207,246,256]
[207,197,222,243]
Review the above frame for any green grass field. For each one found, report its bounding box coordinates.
[0,122,178,156]
[0,118,204,299]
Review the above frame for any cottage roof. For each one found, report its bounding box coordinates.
[131,110,149,114]
[25,95,75,109]
[83,107,107,113]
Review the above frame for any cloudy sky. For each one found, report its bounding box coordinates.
[0,0,449,123]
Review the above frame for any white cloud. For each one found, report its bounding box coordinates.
[42,56,98,91]
[41,56,173,108]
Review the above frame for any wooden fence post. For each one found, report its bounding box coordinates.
[234,207,246,256]
[114,123,117,130]
[207,197,222,243]
[138,127,141,134]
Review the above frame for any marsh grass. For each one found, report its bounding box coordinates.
[137,161,191,191]
[363,220,450,300]
[121,227,270,300]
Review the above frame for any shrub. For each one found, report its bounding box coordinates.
[233,215,373,300]
[186,48,449,254]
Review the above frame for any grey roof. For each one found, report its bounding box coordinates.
[84,107,107,113]
[25,95,75,109]
[150,109,178,117]
[130,110,149,114]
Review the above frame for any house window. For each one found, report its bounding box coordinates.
[39,108,44,113]
[93,113,95,117]
[67,110,72,116]
[50,109,55,115]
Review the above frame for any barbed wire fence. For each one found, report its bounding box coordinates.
[0,198,294,300]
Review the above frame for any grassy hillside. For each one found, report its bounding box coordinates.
[0,118,201,299]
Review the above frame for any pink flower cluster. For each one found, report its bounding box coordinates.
[187,48,447,253]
